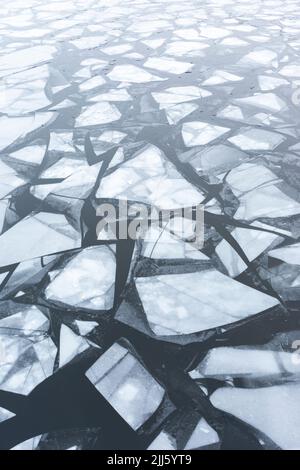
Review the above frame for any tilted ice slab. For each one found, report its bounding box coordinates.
[182,122,230,147]
[152,86,211,109]
[75,102,121,127]
[144,57,193,74]
[0,113,56,152]
[211,384,300,450]
[86,342,165,430]
[190,347,300,382]
[96,144,205,210]
[135,270,279,336]
[0,160,27,199]
[0,305,56,395]
[0,212,81,267]
[0,45,56,78]
[216,221,288,277]
[268,242,300,265]
[228,128,285,151]
[45,245,116,310]
[107,64,165,83]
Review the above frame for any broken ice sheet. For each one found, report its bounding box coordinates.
[165,102,198,125]
[228,128,285,151]
[233,93,286,113]
[211,384,300,450]
[135,269,278,336]
[179,144,246,174]
[8,144,46,166]
[190,346,300,383]
[0,212,81,268]
[0,113,56,152]
[107,64,166,83]
[239,49,278,66]
[75,102,121,127]
[59,325,92,367]
[152,86,211,109]
[216,221,289,277]
[141,219,209,260]
[96,144,205,210]
[182,122,230,147]
[0,160,26,199]
[144,57,193,74]
[202,70,242,86]
[85,342,165,430]
[224,163,279,196]
[0,408,14,424]
[0,45,56,78]
[45,245,116,310]
[0,305,56,395]
[269,242,300,265]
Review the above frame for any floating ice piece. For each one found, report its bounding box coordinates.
[225,163,279,196]
[148,432,177,450]
[217,105,244,121]
[202,70,242,85]
[45,246,116,310]
[181,144,245,174]
[75,102,121,127]
[0,408,14,424]
[279,65,300,77]
[165,102,198,125]
[269,242,300,265]
[258,75,289,91]
[141,220,208,260]
[11,436,42,451]
[48,132,74,153]
[142,39,165,49]
[99,131,126,143]
[182,122,230,147]
[102,44,132,55]
[221,37,249,46]
[0,200,8,233]
[0,113,56,152]
[164,41,209,57]
[0,161,26,199]
[216,221,288,277]
[0,45,56,78]
[135,270,279,336]
[211,384,300,450]
[234,93,286,113]
[152,86,211,109]
[144,57,193,74]
[59,325,90,367]
[96,144,205,210]
[0,305,56,394]
[91,89,131,102]
[86,342,165,430]
[228,128,285,151]
[190,347,300,381]
[40,158,87,179]
[8,145,46,166]
[199,26,231,39]
[0,212,81,267]
[79,75,106,92]
[71,36,108,50]
[185,419,219,450]
[108,65,165,83]
[234,184,300,220]
[75,320,98,336]
[240,49,278,66]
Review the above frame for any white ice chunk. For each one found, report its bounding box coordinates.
[86,342,165,430]
[182,122,230,147]
[269,242,300,265]
[0,212,81,267]
[45,246,116,310]
[75,102,121,127]
[108,65,165,83]
[136,270,279,336]
[144,57,193,74]
[211,384,300,450]
[59,325,90,367]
